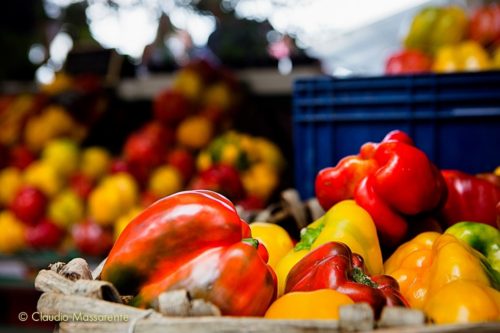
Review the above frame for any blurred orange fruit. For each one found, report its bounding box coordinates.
[177,116,214,150]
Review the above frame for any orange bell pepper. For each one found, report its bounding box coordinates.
[264,289,353,320]
[385,232,500,323]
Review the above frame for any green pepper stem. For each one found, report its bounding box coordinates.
[352,267,378,288]
[242,238,259,249]
[294,224,324,251]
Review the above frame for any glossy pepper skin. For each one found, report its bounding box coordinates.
[101,190,276,316]
[440,170,500,228]
[285,242,408,317]
[385,232,500,323]
[275,200,383,296]
[445,222,500,275]
[315,130,447,247]
[137,241,276,316]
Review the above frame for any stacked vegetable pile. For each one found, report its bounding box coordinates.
[386,3,500,74]
[88,129,500,325]
[0,61,285,258]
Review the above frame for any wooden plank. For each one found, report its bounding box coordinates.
[59,317,339,333]
[58,319,500,333]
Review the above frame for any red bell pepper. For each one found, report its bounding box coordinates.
[439,170,500,228]
[101,190,275,316]
[469,3,500,46]
[385,49,432,75]
[285,242,408,317]
[315,130,447,247]
[138,241,277,316]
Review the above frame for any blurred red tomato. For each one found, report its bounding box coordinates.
[153,90,191,126]
[26,218,65,249]
[69,172,95,200]
[167,148,195,183]
[469,4,500,46]
[189,164,246,201]
[10,186,47,226]
[72,220,114,257]
[9,145,35,170]
[123,121,174,169]
[385,50,432,74]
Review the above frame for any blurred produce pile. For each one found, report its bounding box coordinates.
[0,60,285,259]
[386,3,500,74]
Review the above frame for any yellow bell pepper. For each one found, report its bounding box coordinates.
[275,200,383,296]
[249,222,294,269]
[385,232,500,324]
[404,6,468,55]
[433,41,491,73]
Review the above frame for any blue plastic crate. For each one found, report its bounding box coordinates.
[293,71,500,199]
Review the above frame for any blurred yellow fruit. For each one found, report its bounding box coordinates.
[43,106,74,131]
[239,134,256,159]
[253,138,285,171]
[196,151,212,171]
[495,166,500,176]
[24,106,83,152]
[24,117,52,152]
[24,161,64,197]
[264,289,353,319]
[102,173,139,209]
[250,222,294,269]
[88,185,124,227]
[42,139,80,177]
[203,83,232,110]
[177,116,213,150]
[81,147,111,180]
[433,41,491,73]
[0,211,26,254]
[242,163,279,200]
[0,95,34,145]
[148,166,182,198]
[460,41,491,71]
[220,143,239,165]
[114,207,142,239]
[177,116,214,149]
[48,190,84,228]
[173,69,203,100]
[0,168,23,206]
